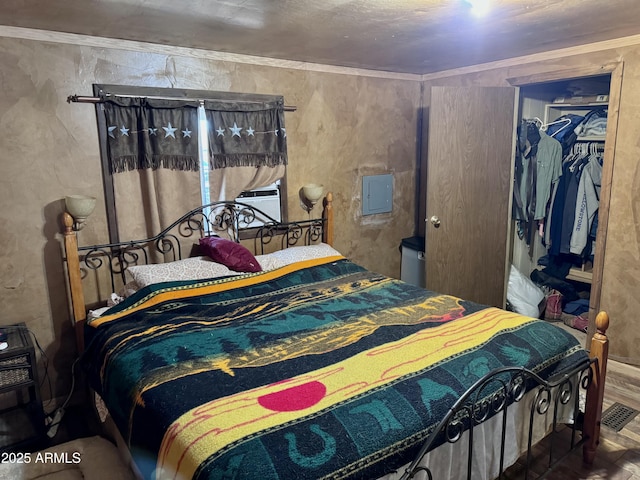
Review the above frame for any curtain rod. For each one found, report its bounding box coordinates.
[66,94,297,112]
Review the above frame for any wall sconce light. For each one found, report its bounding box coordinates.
[65,195,96,230]
[301,183,324,214]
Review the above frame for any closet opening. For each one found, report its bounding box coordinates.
[509,74,611,338]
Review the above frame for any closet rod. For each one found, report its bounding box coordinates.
[66,94,297,112]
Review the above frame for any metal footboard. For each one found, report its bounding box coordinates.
[400,358,595,480]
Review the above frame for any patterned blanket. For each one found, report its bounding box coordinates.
[83,256,588,480]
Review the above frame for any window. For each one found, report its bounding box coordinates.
[93,84,288,242]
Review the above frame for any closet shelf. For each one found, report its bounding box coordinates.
[567,263,593,284]
[576,135,606,142]
[548,101,608,108]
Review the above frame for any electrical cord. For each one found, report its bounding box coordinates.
[46,332,102,438]
[45,356,83,438]
[28,328,54,402]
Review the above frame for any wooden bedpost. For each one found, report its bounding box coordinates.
[583,310,609,465]
[323,192,334,247]
[63,212,86,353]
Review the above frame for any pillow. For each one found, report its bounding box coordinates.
[256,243,342,270]
[127,256,236,288]
[118,280,140,299]
[199,236,262,273]
[254,254,287,271]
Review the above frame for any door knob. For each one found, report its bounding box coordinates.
[429,216,441,227]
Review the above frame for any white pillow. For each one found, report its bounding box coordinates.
[127,256,236,288]
[124,244,342,288]
[256,243,342,270]
[254,254,286,271]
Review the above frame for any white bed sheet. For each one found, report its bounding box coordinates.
[378,381,578,480]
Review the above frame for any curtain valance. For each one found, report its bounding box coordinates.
[204,97,288,169]
[103,95,288,173]
[103,98,200,173]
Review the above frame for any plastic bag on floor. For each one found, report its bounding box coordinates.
[507,265,545,318]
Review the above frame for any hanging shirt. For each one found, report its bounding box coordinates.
[559,159,584,254]
[514,124,563,254]
[513,121,537,222]
[531,131,563,220]
[570,155,602,255]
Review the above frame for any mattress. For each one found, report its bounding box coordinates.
[82,256,588,480]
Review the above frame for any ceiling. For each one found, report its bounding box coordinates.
[3,0,640,75]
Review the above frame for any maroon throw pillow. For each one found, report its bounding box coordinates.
[199,236,262,273]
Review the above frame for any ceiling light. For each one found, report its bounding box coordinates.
[464,0,491,17]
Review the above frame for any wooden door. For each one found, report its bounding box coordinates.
[425,86,517,307]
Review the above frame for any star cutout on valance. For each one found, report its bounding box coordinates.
[230,122,242,137]
[107,124,193,139]
[163,122,177,139]
[212,124,285,139]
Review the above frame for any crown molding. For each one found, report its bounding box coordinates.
[0,26,421,82]
[421,34,640,81]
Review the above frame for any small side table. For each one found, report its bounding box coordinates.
[0,323,46,451]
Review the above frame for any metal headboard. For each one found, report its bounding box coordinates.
[62,193,334,352]
[75,200,327,294]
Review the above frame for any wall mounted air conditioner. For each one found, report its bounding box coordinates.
[235,182,282,227]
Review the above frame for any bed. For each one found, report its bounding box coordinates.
[61,193,609,480]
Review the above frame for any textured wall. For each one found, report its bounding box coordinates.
[0,35,420,401]
[420,46,640,364]
[8,27,639,409]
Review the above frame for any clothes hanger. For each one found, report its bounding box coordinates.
[589,142,605,164]
[569,142,589,172]
[542,117,572,136]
